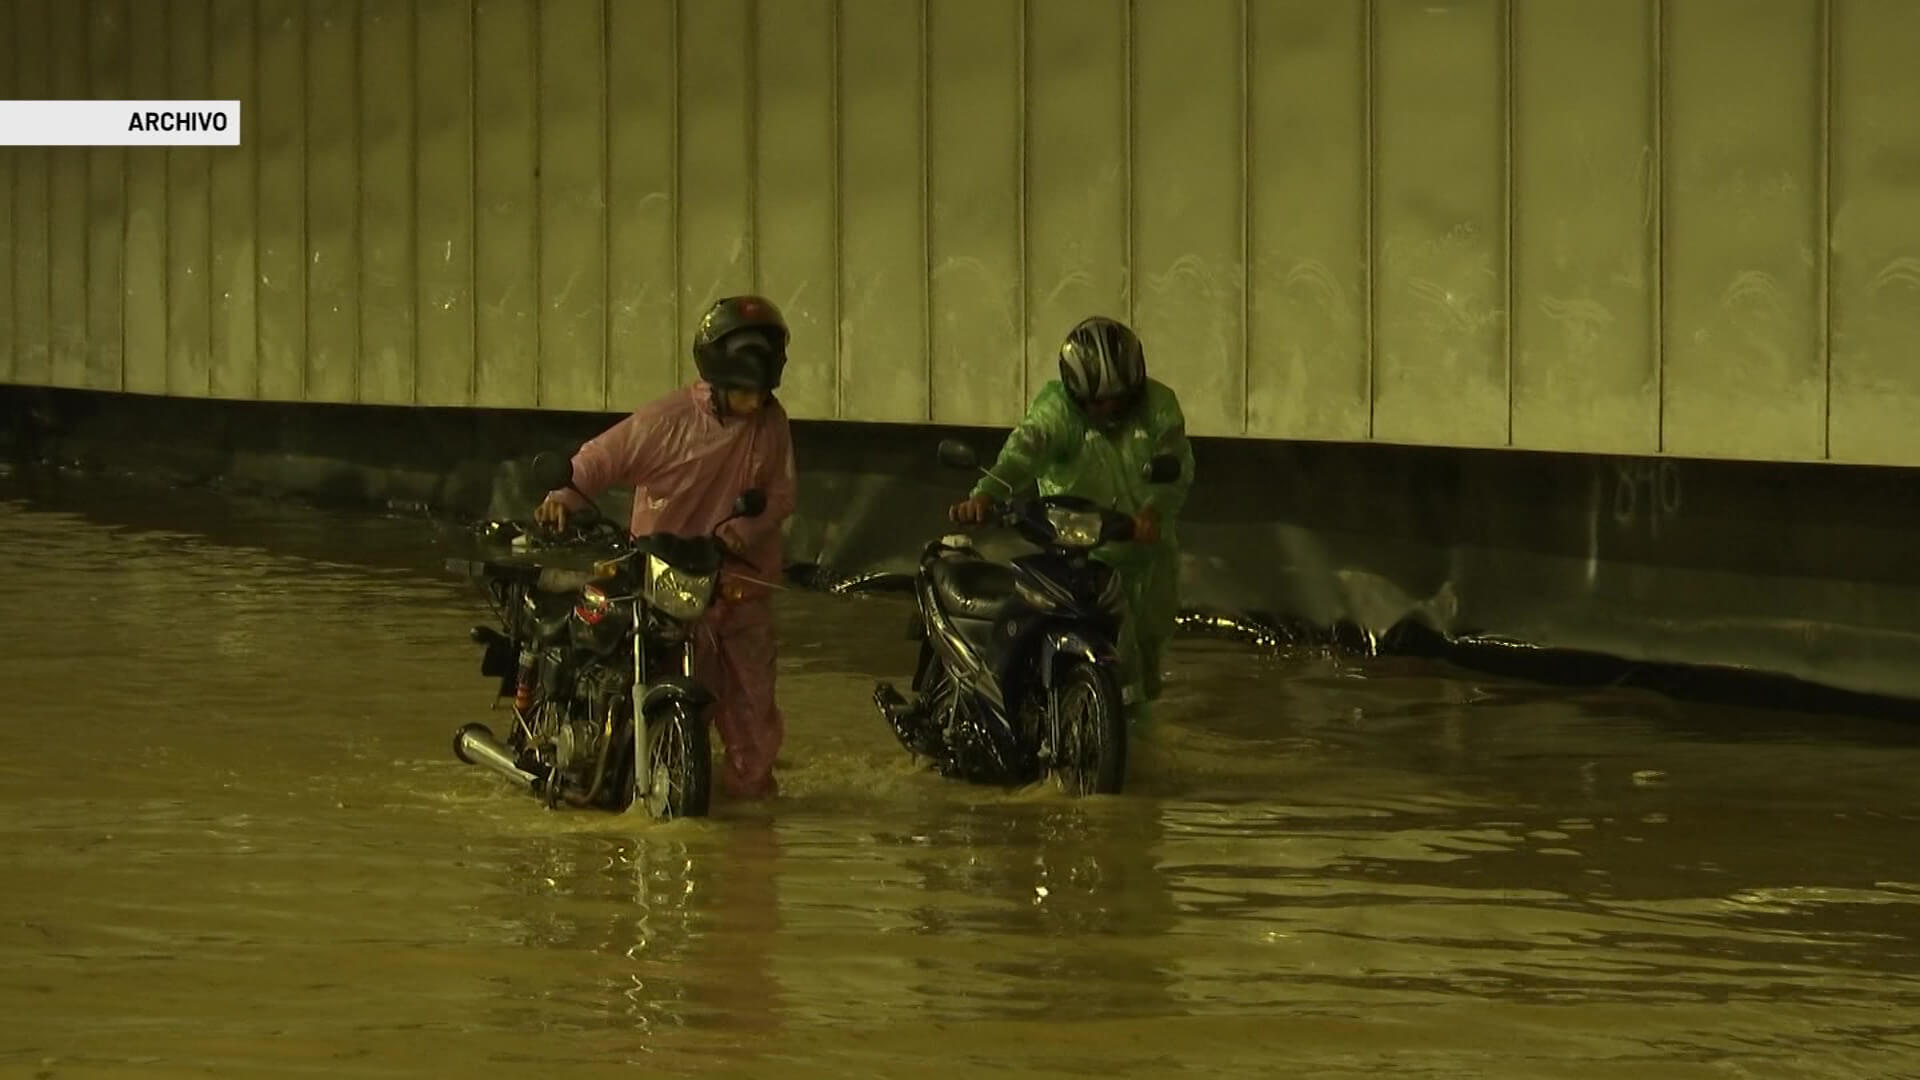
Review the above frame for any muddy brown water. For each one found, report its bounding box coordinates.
[4,470,1920,1078]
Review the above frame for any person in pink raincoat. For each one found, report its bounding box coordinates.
[533,295,798,800]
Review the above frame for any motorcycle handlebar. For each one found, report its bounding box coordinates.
[960,494,1137,545]
[458,501,757,587]
[444,556,545,586]
[477,514,623,551]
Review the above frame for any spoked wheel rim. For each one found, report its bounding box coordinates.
[642,708,693,819]
[1054,674,1110,796]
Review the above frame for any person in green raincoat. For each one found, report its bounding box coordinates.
[949,316,1196,722]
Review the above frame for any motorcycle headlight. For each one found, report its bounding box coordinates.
[574,583,617,625]
[645,554,716,621]
[1044,507,1104,549]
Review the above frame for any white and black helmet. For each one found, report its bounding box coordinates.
[1058,316,1147,417]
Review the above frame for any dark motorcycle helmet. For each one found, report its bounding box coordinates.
[1057,316,1147,429]
[693,295,790,393]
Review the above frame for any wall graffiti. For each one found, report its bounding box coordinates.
[1609,457,1683,537]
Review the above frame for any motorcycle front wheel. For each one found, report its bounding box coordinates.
[636,702,713,820]
[1052,661,1127,795]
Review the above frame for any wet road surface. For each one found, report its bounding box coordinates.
[4,470,1920,1078]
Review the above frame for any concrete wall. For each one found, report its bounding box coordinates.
[3,0,1919,464]
[14,381,1920,712]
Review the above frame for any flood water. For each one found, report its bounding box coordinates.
[4,469,1920,1079]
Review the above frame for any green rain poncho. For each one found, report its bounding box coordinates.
[971,378,1196,719]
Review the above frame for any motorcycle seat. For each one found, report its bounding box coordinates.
[930,556,1018,622]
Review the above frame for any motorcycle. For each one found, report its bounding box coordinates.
[873,438,1183,795]
[444,450,766,819]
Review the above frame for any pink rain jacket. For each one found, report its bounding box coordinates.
[548,382,796,797]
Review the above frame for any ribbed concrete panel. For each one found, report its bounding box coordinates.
[0,0,1905,468]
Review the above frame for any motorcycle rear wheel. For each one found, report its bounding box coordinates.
[637,702,713,820]
[1052,661,1127,795]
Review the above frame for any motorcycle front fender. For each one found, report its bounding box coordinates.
[641,675,715,716]
[1038,627,1120,690]
[915,576,986,677]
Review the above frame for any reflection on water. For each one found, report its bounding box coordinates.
[4,470,1920,1077]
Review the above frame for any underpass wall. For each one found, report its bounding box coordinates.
[6,0,1920,463]
[8,384,1920,716]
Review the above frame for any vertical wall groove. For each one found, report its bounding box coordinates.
[455,0,475,405]
[1502,0,1515,446]
[120,0,157,392]
[1238,0,1251,437]
[669,0,683,393]
[1,2,12,384]
[1819,0,1833,459]
[1363,0,1377,439]
[121,4,134,391]
[349,1,362,402]
[828,0,843,419]
[46,0,85,390]
[5,0,11,384]
[406,2,421,405]
[599,0,612,410]
[529,0,543,406]
[1652,0,1666,453]
[161,0,172,395]
[81,9,94,388]
[248,4,261,398]
[1016,0,1029,406]
[31,2,56,388]
[202,3,214,397]
[44,0,54,391]
[297,2,308,399]
[918,0,931,421]
[745,0,760,294]
[1122,0,1135,326]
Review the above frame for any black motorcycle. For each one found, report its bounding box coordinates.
[445,450,766,819]
[874,438,1182,795]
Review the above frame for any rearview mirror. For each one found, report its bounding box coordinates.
[937,439,980,470]
[1143,454,1182,484]
[530,450,576,493]
[733,488,768,519]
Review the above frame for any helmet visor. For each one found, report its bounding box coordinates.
[710,330,783,389]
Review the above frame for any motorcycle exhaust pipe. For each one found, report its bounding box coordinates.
[452,723,541,790]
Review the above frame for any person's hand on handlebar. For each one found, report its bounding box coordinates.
[533,495,570,533]
[949,493,995,526]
